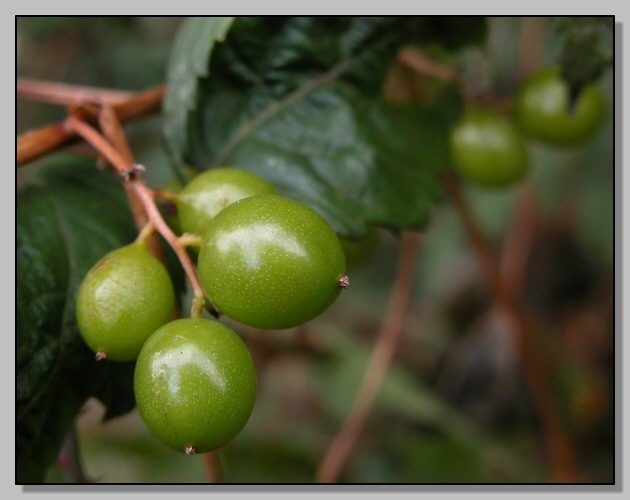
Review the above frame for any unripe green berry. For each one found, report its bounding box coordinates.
[176,167,277,235]
[512,65,606,147]
[198,194,347,329]
[450,107,528,188]
[134,318,257,454]
[75,242,175,361]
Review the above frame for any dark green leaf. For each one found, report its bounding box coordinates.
[163,16,234,177]
[550,16,614,101]
[164,16,486,236]
[16,155,138,483]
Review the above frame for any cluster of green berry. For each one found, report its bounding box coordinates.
[75,168,347,455]
[449,65,607,188]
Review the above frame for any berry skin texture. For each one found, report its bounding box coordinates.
[449,107,528,188]
[75,242,175,361]
[197,194,347,330]
[176,167,277,236]
[512,66,606,147]
[133,318,257,454]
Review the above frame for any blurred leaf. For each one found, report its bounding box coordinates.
[17,155,139,482]
[221,443,315,483]
[164,16,486,236]
[349,433,483,483]
[313,323,541,481]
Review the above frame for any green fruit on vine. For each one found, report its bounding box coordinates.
[449,106,528,188]
[75,242,175,361]
[512,65,606,147]
[197,194,347,330]
[176,167,277,235]
[134,318,256,454]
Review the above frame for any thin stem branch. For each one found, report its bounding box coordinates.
[97,102,136,166]
[178,233,202,248]
[202,452,222,483]
[442,172,581,483]
[499,180,539,294]
[129,180,207,318]
[65,114,209,318]
[94,100,161,258]
[515,17,547,79]
[316,231,420,483]
[17,78,135,106]
[397,46,457,82]
[17,83,164,165]
[152,188,181,204]
[64,115,129,174]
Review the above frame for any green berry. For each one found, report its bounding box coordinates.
[450,106,528,188]
[197,194,347,329]
[176,167,277,235]
[512,65,606,147]
[134,318,257,454]
[75,242,175,361]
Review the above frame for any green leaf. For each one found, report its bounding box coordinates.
[163,16,234,177]
[550,17,613,100]
[164,16,486,236]
[16,155,138,483]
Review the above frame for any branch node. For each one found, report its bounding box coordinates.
[119,163,146,182]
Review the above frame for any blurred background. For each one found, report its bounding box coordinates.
[17,17,615,483]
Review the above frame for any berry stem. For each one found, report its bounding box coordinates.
[130,180,211,318]
[152,188,181,204]
[178,233,202,249]
[190,292,206,319]
[135,222,156,246]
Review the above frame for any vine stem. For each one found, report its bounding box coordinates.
[17,78,134,106]
[65,114,208,318]
[316,231,420,483]
[442,171,581,482]
[397,46,456,82]
[17,81,164,165]
[202,452,222,483]
[129,179,207,317]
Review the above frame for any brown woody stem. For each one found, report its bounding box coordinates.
[17,78,134,106]
[65,115,129,174]
[17,82,164,165]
